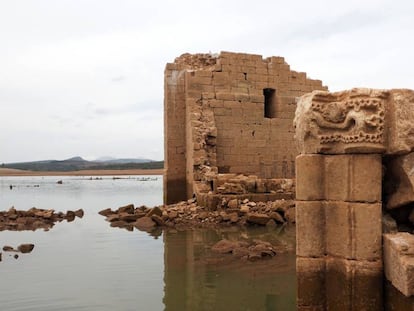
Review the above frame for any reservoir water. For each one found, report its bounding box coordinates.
[0,176,296,311]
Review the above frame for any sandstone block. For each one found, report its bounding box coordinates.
[325,201,351,259]
[387,89,414,154]
[296,201,325,257]
[325,202,382,260]
[324,155,349,201]
[296,154,324,201]
[296,257,326,309]
[385,152,414,209]
[325,257,383,310]
[351,155,382,202]
[296,154,381,203]
[352,202,382,260]
[384,233,414,297]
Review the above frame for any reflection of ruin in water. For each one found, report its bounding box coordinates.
[162,226,414,310]
[162,227,296,311]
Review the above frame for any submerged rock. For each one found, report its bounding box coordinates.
[17,244,34,254]
[211,239,277,261]
[0,207,82,231]
[134,217,156,231]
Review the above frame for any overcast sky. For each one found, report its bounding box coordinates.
[1,0,413,163]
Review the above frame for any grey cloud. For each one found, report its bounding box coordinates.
[111,76,126,82]
[284,10,390,43]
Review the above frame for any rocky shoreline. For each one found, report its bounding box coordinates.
[99,198,295,232]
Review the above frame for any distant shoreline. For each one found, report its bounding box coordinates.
[0,168,164,176]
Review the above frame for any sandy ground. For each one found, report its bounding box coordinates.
[0,168,164,176]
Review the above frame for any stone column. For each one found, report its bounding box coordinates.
[294,89,387,310]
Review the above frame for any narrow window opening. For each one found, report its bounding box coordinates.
[243,72,247,80]
[264,88,277,118]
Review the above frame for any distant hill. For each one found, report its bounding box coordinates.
[95,157,153,164]
[3,157,164,172]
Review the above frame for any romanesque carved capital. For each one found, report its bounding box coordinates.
[294,88,387,154]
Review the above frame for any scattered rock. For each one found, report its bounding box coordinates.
[118,204,135,214]
[66,211,76,222]
[269,211,285,223]
[211,239,277,261]
[240,205,250,214]
[100,199,296,231]
[3,246,15,252]
[146,206,162,218]
[247,213,270,225]
[0,207,82,232]
[211,239,240,254]
[74,209,84,218]
[168,211,178,219]
[151,215,165,226]
[227,199,238,209]
[119,213,141,223]
[134,217,156,231]
[17,244,34,254]
[98,208,113,216]
[229,212,239,223]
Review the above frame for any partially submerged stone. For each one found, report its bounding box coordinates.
[17,244,34,254]
[134,217,156,231]
[211,239,277,261]
[100,199,296,232]
[0,208,84,231]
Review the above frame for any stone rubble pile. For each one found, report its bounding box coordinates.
[99,198,295,232]
[0,207,84,231]
[211,239,277,262]
[1,243,35,261]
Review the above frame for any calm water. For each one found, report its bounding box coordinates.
[0,176,296,311]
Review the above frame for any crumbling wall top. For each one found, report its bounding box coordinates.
[173,53,218,70]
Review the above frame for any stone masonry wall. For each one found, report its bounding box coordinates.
[294,88,414,305]
[164,52,327,205]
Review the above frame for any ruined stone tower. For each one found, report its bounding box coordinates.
[164,51,327,206]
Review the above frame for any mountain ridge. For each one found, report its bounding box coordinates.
[2,157,163,172]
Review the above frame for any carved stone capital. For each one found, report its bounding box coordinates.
[294,88,414,155]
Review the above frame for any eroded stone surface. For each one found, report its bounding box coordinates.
[385,152,414,210]
[384,233,414,297]
[294,88,414,155]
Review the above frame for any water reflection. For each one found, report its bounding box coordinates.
[385,281,414,310]
[297,257,414,310]
[163,227,297,311]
